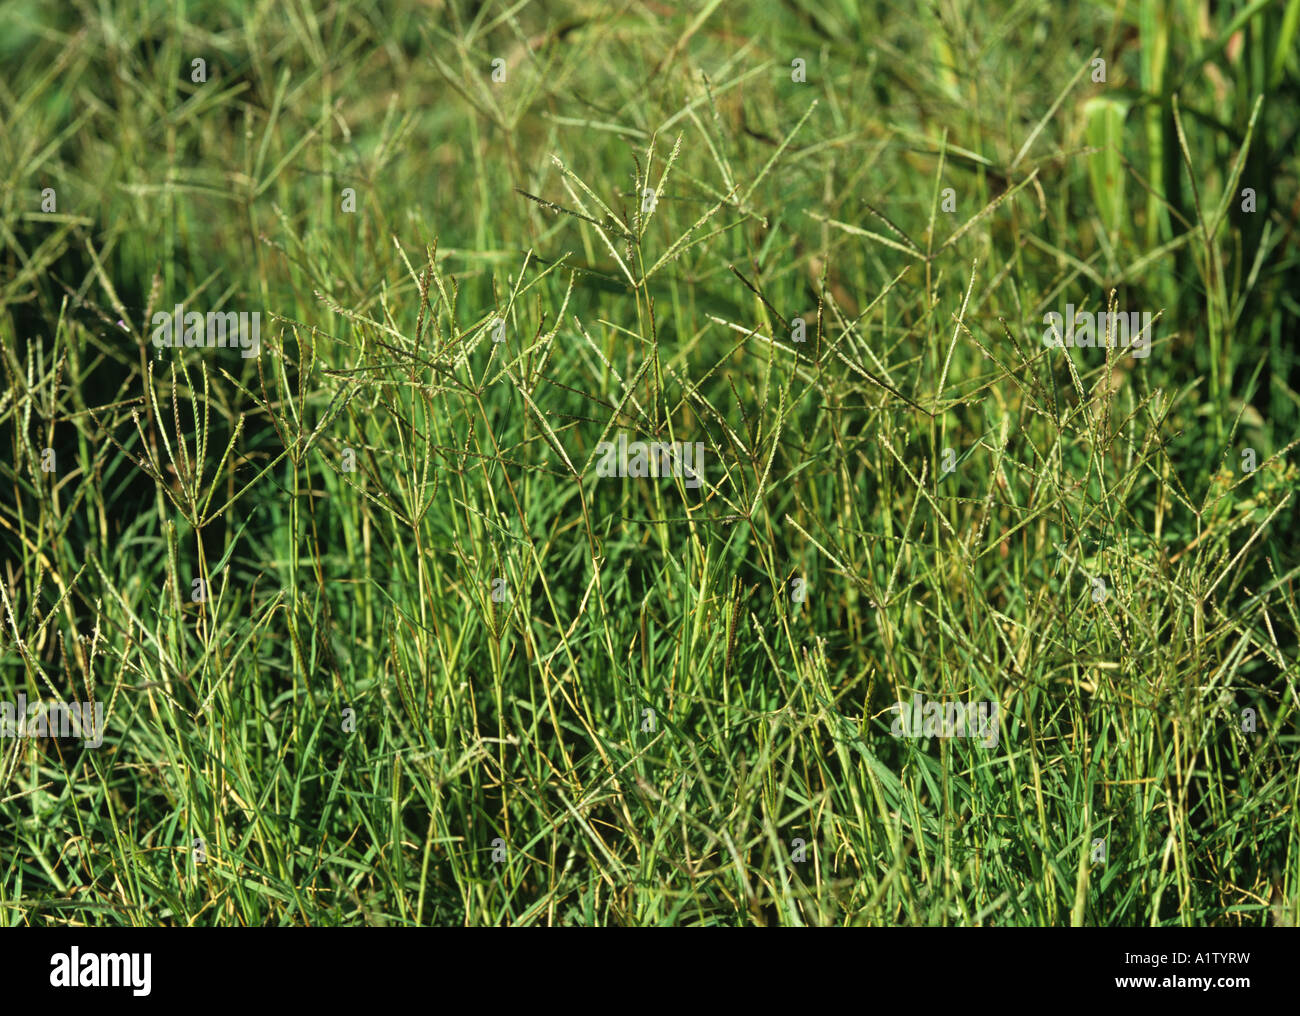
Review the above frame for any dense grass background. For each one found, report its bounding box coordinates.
[2,0,1299,926]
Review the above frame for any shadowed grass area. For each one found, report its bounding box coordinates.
[1,0,1298,926]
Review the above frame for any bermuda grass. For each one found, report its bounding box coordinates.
[1,0,1299,926]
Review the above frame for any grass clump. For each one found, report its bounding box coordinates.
[1,0,1299,926]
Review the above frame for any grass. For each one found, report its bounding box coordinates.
[1,0,1299,926]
